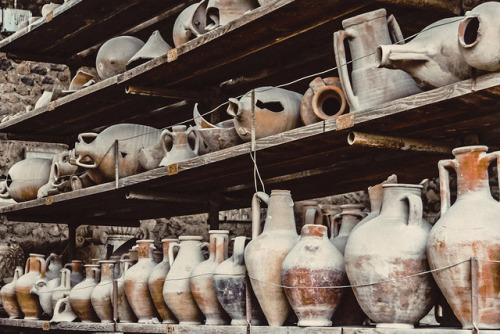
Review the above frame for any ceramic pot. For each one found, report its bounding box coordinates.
[345,184,436,328]
[69,264,100,322]
[64,260,84,288]
[163,236,209,324]
[458,2,500,71]
[333,9,421,112]
[74,123,161,182]
[205,0,258,31]
[41,2,60,16]
[244,190,299,326]
[148,238,178,324]
[31,277,60,317]
[159,125,199,167]
[191,230,230,325]
[6,158,52,202]
[377,17,471,90]
[282,224,346,326]
[427,145,500,329]
[213,236,264,326]
[114,259,137,323]
[70,172,97,190]
[124,239,158,323]
[300,200,323,226]
[15,253,46,319]
[172,2,207,47]
[45,253,63,281]
[67,70,95,92]
[127,30,172,68]
[91,260,115,323]
[38,151,75,198]
[95,36,144,79]
[51,268,72,314]
[1,266,23,319]
[227,87,303,142]
[300,77,347,125]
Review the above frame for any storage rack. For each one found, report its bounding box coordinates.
[0,0,499,333]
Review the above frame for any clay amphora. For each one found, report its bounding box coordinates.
[127,30,172,69]
[172,2,207,47]
[191,230,230,325]
[213,236,264,326]
[38,151,75,198]
[69,264,100,322]
[300,200,323,226]
[64,260,84,288]
[31,277,59,317]
[74,123,161,182]
[45,253,63,281]
[15,253,46,319]
[148,238,178,324]
[227,87,303,142]
[159,125,199,167]
[377,17,471,90]
[244,190,299,326]
[123,239,158,323]
[300,77,347,125]
[1,266,23,318]
[459,2,500,71]
[114,259,137,323]
[427,145,500,329]
[51,268,72,313]
[6,158,52,202]
[51,296,77,323]
[330,204,365,254]
[90,260,115,323]
[163,236,209,324]
[205,0,258,31]
[95,36,144,79]
[333,9,421,112]
[345,184,436,328]
[282,224,346,326]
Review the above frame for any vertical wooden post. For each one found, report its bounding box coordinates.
[114,140,119,188]
[208,195,221,231]
[67,223,76,262]
[470,257,479,334]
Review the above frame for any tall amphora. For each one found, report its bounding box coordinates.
[427,145,500,329]
[69,264,100,322]
[244,190,299,326]
[15,253,46,319]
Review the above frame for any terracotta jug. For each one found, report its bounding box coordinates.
[190,230,230,325]
[51,268,72,314]
[282,224,346,326]
[90,260,115,323]
[114,259,137,323]
[345,184,436,328]
[300,77,347,125]
[31,276,60,317]
[244,190,299,326]
[213,236,265,326]
[427,145,500,329]
[205,0,258,31]
[123,239,158,323]
[64,260,84,288]
[227,87,303,142]
[377,17,471,90]
[95,36,144,79]
[172,2,207,47]
[330,204,365,254]
[45,253,63,281]
[159,125,199,167]
[74,123,162,182]
[148,238,178,324]
[333,9,421,112]
[69,264,100,322]
[1,266,23,318]
[163,236,209,324]
[15,253,46,319]
[459,2,500,71]
[6,158,52,202]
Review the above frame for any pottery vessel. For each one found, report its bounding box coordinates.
[427,145,500,329]
[163,236,209,324]
[148,239,178,324]
[51,268,72,314]
[227,87,303,142]
[15,253,46,319]
[458,2,500,71]
[96,36,144,79]
[244,190,299,326]
[191,230,230,325]
[127,30,172,68]
[300,77,347,125]
[91,260,115,323]
[173,2,207,47]
[74,123,161,182]
[159,125,199,167]
[6,158,51,202]
[44,253,63,281]
[38,151,75,198]
[330,204,365,254]
[1,266,23,318]
[51,296,77,322]
[114,259,137,323]
[138,141,164,171]
[64,260,84,288]
[377,17,471,90]
[69,264,100,322]
[282,224,346,326]
[31,277,60,317]
[333,9,421,112]
[213,236,264,326]
[41,2,60,16]
[70,172,97,190]
[124,239,158,323]
[67,70,95,92]
[345,184,436,328]
[205,0,257,31]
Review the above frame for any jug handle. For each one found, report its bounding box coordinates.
[187,126,200,155]
[37,257,47,279]
[92,267,101,283]
[0,180,11,199]
[201,241,210,260]
[161,129,174,155]
[77,132,98,143]
[251,192,270,239]
[75,155,98,169]
[482,151,500,200]
[438,159,457,216]
[25,257,31,274]
[14,266,23,280]
[304,206,322,226]
[232,236,248,266]
[401,193,423,227]
[387,14,405,44]
[331,213,342,238]
[333,30,359,111]
[168,241,181,267]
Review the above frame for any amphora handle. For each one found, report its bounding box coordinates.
[387,14,405,44]
[438,159,458,216]
[333,30,359,111]
[232,236,247,266]
[401,193,423,227]
[483,151,500,200]
[161,129,174,155]
[168,241,181,267]
[186,126,200,155]
[304,206,323,226]
[251,192,270,239]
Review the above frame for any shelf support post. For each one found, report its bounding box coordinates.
[208,193,222,230]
